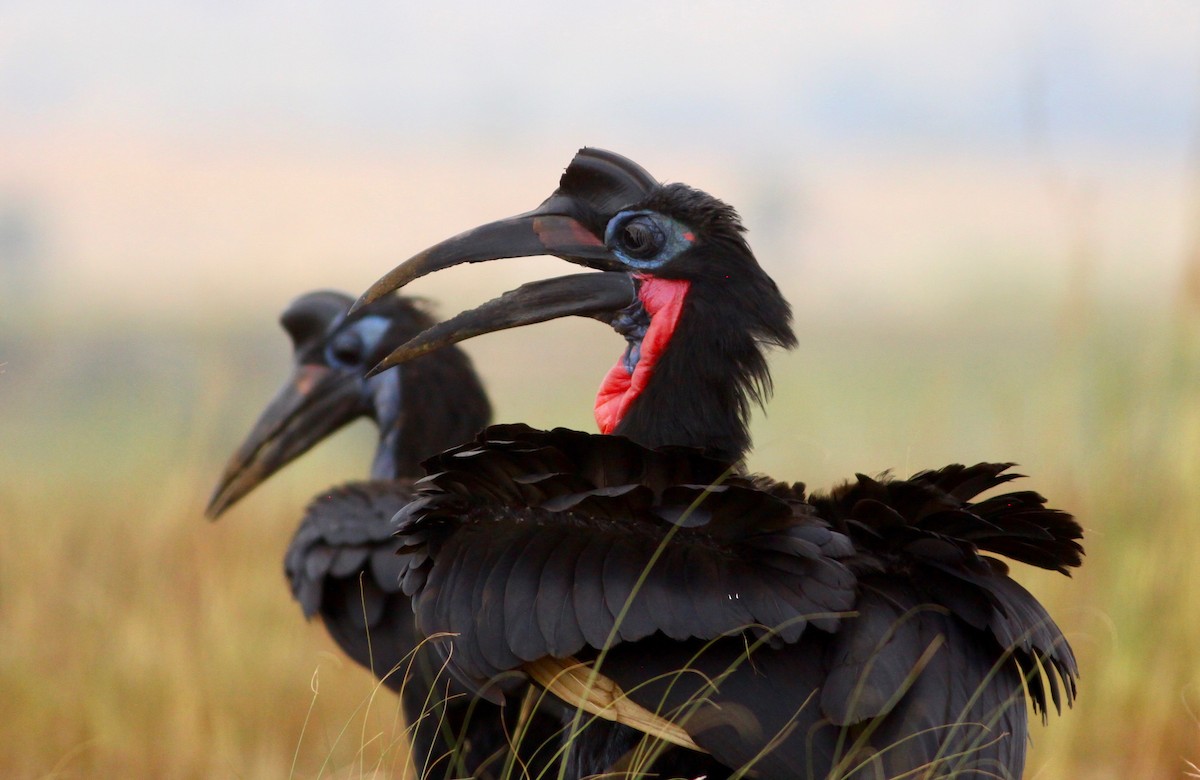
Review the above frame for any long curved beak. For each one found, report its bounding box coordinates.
[368,271,636,376]
[353,198,636,376]
[351,195,622,312]
[206,364,365,518]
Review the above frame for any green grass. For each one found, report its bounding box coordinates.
[2,302,1198,778]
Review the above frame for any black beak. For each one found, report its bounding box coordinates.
[352,197,620,315]
[367,272,635,376]
[206,363,366,518]
[353,198,636,376]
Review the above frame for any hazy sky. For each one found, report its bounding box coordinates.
[4,1,1198,159]
[2,2,1197,320]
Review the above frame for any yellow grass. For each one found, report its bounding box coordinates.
[2,299,1198,778]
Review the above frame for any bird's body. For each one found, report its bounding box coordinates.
[208,291,562,779]
[352,148,1083,778]
[395,425,1076,778]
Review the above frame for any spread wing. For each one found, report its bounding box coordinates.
[812,463,1082,720]
[394,425,857,696]
[392,425,1083,777]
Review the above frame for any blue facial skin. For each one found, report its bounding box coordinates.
[604,210,696,270]
[603,210,697,372]
[367,369,402,480]
[610,300,651,374]
[321,313,404,479]
[324,315,391,370]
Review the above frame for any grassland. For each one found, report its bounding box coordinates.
[2,296,1198,778]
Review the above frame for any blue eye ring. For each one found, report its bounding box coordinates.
[323,314,392,370]
[325,330,366,369]
[605,210,695,270]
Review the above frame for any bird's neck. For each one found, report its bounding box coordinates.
[595,276,763,463]
[594,277,689,436]
[368,373,407,480]
[373,349,493,480]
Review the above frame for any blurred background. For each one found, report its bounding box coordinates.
[3,1,1199,777]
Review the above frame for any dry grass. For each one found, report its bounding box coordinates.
[2,301,1198,778]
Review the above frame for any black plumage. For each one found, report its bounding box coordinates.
[351,149,1083,778]
[207,291,563,779]
[390,425,1078,777]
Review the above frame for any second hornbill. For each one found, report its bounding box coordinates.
[206,291,562,779]
[352,149,1084,778]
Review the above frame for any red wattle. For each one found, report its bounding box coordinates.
[594,276,691,434]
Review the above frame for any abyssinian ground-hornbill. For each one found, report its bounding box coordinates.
[206,291,562,779]
[348,149,1084,778]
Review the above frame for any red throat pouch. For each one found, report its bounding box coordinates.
[594,276,691,433]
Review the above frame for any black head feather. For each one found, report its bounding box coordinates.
[281,290,356,353]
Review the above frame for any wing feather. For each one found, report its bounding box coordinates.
[391,427,1079,778]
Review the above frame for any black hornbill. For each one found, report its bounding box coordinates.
[206,291,562,779]
[352,149,1083,778]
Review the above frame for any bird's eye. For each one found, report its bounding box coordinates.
[617,215,665,260]
[605,210,694,270]
[326,331,365,369]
